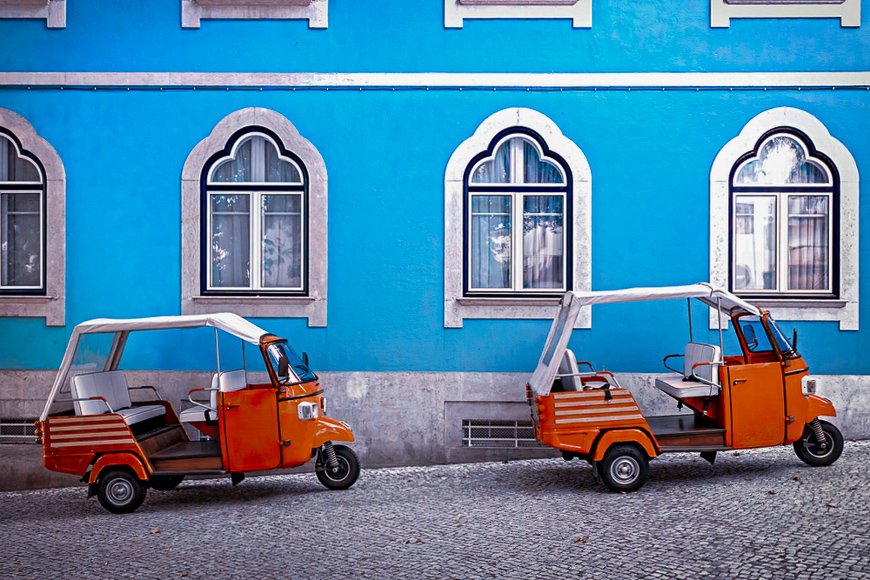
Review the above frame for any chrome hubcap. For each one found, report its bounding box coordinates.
[611,457,639,484]
[108,479,134,505]
[325,457,350,481]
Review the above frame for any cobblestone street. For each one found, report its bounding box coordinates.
[2,441,869,579]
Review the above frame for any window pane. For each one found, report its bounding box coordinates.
[211,137,253,183]
[734,135,829,185]
[738,316,774,354]
[262,194,302,289]
[788,196,829,291]
[733,196,776,291]
[0,136,41,183]
[523,196,564,289]
[471,141,512,184]
[523,142,564,184]
[1,193,41,287]
[265,144,301,183]
[470,195,511,288]
[210,194,250,288]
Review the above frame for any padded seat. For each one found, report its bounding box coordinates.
[655,342,722,400]
[179,369,247,424]
[557,349,582,391]
[71,370,166,426]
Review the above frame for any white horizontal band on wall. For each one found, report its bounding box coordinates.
[0,71,869,89]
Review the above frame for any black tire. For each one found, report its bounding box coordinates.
[149,475,184,491]
[316,445,360,490]
[597,444,650,493]
[97,469,146,514]
[793,420,844,467]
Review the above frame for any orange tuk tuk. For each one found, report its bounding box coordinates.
[36,313,359,513]
[528,283,843,492]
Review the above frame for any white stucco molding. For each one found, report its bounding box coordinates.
[0,0,65,28]
[0,108,65,326]
[710,107,859,330]
[444,0,591,28]
[445,107,591,328]
[181,0,327,28]
[711,0,860,28]
[181,107,328,326]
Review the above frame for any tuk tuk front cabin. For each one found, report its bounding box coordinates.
[36,313,360,513]
[528,283,843,492]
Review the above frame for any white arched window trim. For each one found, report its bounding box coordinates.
[444,107,591,328]
[710,107,859,330]
[0,108,65,326]
[181,107,327,327]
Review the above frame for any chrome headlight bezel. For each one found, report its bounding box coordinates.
[297,401,320,421]
[801,375,817,396]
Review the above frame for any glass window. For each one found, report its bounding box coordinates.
[204,132,306,294]
[730,132,835,297]
[466,135,569,294]
[738,316,774,353]
[0,134,44,292]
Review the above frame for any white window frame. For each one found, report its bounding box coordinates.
[445,107,591,328]
[0,0,65,28]
[710,0,860,27]
[444,0,591,28]
[0,137,44,292]
[0,108,65,326]
[710,107,859,330]
[182,108,328,326]
[181,0,327,28]
[466,136,568,294]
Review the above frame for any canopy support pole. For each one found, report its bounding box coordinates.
[214,328,221,374]
[687,298,694,343]
[716,297,724,357]
[241,338,247,372]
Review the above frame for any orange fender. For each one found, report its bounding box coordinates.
[311,416,355,449]
[592,428,659,461]
[805,394,837,422]
[88,453,150,484]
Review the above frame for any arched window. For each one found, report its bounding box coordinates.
[204,131,307,293]
[0,130,45,293]
[730,131,837,297]
[466,132,570,294]
[444,108,591,329]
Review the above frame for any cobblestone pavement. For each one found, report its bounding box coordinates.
[2,441,869,579]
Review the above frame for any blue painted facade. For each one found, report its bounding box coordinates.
[0,1,867,376]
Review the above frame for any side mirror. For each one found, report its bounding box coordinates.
[742,324,758,350]
[792,328,798,352]
[302,351,309,366]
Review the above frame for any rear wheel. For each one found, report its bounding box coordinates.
[149,475,184,491]
[316,445,360,490]
[597,445,649,493]
[97,469,146,514]
[794,420,843,467]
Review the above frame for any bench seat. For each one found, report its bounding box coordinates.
[72,370,166,426]
[655,375,721,399]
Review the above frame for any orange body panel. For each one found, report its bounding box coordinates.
[220,387,281,472]
[40,414,144,478]
[534,388,655,458]
[88,453,150,483]
[726,362,786,449]
[591,429,659,461]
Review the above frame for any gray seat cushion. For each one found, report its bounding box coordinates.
[655,375,721,399]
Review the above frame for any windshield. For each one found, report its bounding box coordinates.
[767,316,797,357]
[266,341,317,385]
[738,315,774,353]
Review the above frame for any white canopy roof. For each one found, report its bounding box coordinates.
[528,283,761,396]
[73,313,269,345]
[40,313,269,420]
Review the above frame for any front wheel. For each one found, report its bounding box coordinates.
[597,444,649,493]
[794,420,844,467]
[316,444,360,490]
[97,469,147,514]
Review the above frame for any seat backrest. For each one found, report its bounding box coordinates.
[219,369,247,392]
[71,370,131,415]
[684,343,721,385]
[557,349,582,391]
[209,373,220,408]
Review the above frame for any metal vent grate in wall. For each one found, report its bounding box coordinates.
[461,419,540,448]
[0,418,38,444]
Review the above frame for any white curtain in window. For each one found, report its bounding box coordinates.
[523,142,562,184]
[471,142,511,184]
[262,194,302,288]
[733,196,776,291]
[788,196,828,290]
[210,194,250,288]
[470,195,511,288]
[523,195,563,288]
[1,192,41,287]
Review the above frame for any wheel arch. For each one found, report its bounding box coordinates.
[88,452,150,484]
[591,428,659,462]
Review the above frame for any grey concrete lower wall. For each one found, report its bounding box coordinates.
[1,370,868,490]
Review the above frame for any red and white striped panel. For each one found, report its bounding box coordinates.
[551,389,643,425]
[45,416,135,449]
